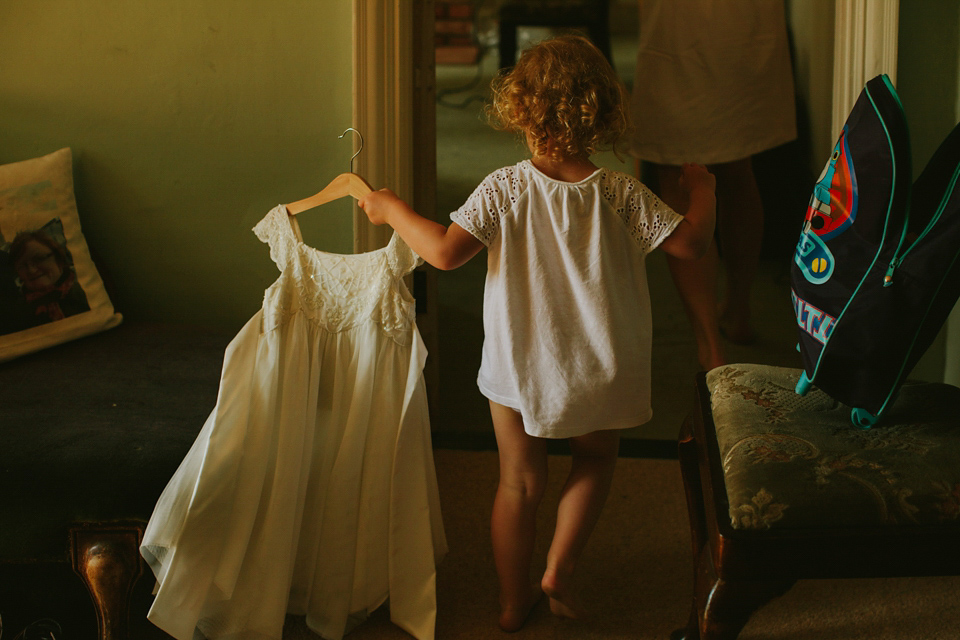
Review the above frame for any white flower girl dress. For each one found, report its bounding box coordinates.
[140,206,447,640]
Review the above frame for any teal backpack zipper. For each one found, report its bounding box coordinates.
[884,165,960,286]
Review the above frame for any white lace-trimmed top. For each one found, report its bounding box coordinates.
[451,160,683,438]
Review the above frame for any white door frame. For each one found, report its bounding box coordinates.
[352,0,415,253]
[353,0,441,404]
[831,0,900,141]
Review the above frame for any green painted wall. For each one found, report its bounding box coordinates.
[0,2,355,331]
[898,0,960,179]
[788,0,836,175]
[896,0,960,383]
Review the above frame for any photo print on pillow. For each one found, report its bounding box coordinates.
[2,217,91,329]
[0,148,122,362]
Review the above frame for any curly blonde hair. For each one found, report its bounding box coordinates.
[486,34,630,161]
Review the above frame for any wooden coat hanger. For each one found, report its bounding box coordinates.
[286,128,373,215]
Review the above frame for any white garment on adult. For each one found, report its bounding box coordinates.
[140,206,446,640]
[630,0,797,165]
[451,160,683,438]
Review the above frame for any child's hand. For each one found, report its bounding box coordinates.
[679,163,716,196]
[659,162,718,261]
[358,188,403,226]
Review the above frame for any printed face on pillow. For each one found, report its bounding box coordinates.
[13,236,65,292]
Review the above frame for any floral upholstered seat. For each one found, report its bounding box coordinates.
[676,363,960,640]
[707,363,960,531]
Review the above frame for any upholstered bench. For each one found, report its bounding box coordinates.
[675,363,960,640]
[0,322,231,640]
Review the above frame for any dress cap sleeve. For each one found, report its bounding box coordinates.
[252,206,300,269]
[386,232,424,277]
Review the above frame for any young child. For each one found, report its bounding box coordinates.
[359,35,715,632]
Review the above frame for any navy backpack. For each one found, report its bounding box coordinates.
[791,74,960,428]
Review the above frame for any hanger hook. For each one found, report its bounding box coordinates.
[339,127,364,174]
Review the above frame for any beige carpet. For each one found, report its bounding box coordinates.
[283,450,960,640]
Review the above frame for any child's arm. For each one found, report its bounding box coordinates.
[359,188,484,270]
[658,163,717,260]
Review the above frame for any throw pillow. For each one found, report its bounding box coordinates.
[0,148,122,361]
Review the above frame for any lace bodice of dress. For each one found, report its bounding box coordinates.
[253,206,422,343]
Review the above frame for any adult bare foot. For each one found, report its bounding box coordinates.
[719,303,756,346]
[719,316,756,345]
[697,343,727,372]
[499,584,543,632]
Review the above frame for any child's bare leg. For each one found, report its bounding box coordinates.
[490,401,547,632]
[541,428,620,620]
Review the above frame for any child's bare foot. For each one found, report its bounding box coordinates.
[499,584,543,632]
[541,568,588,621]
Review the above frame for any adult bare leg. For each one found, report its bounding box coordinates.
[651,162,726,370]
[712,157,763,344]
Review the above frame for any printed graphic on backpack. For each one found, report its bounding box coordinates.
[791,74,960,429]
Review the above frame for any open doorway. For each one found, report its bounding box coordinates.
[430,2,641,442]
[388,0,897,445]
[428,0,808,446]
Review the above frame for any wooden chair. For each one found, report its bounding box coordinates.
[675,364,960,639]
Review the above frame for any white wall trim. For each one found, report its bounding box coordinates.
[353,0,414,253]
[832,0,900,141]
